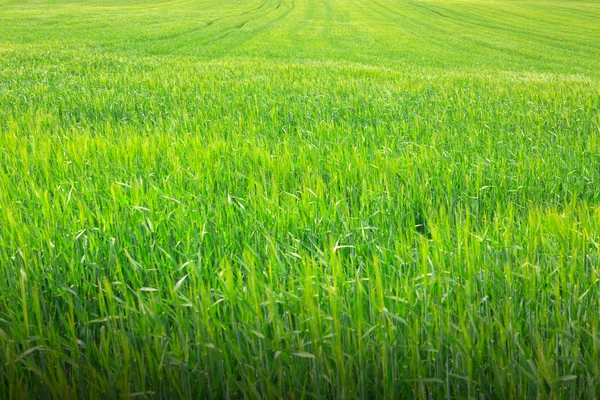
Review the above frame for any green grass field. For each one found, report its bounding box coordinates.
[1,0,600,398]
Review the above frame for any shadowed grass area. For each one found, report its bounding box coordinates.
[0,0,600,398]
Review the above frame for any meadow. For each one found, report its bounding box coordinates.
[1,0,600,398]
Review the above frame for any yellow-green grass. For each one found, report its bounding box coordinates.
[1,0,600,398]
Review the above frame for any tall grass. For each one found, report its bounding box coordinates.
[1,0,600,398]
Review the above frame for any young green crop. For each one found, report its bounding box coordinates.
[0,0,599,398]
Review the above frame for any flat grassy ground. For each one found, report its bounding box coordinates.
[1,0,600,398]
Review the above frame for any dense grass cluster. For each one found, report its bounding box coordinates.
[1,0,600,398]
